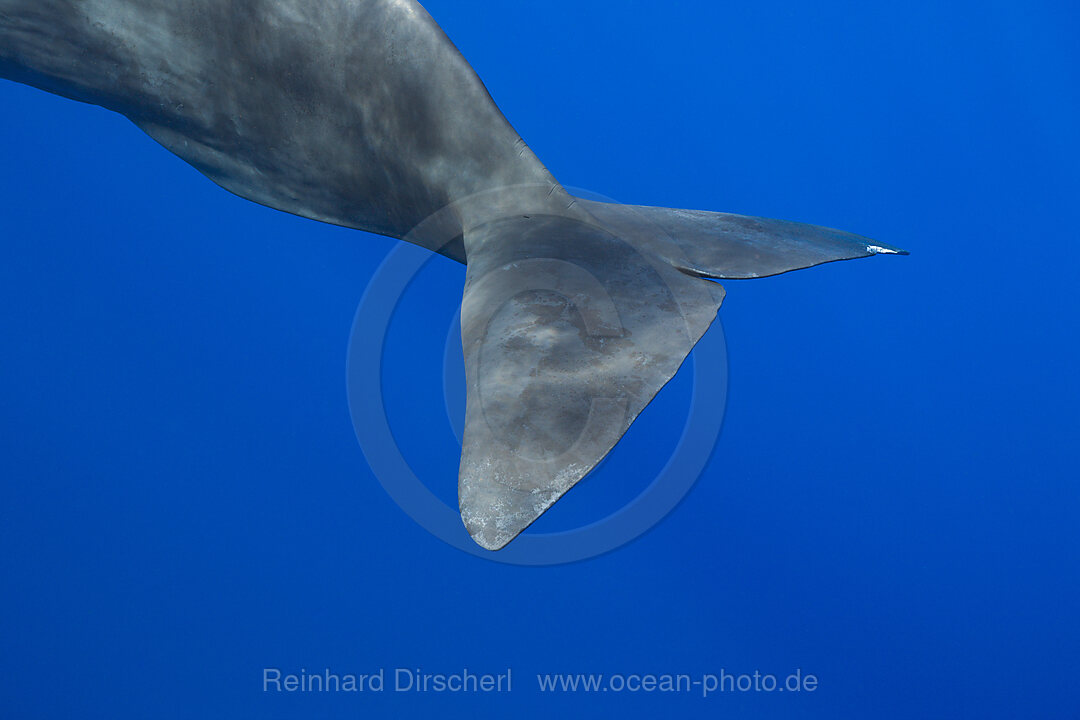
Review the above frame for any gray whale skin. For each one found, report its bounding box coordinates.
[0,0,906,550]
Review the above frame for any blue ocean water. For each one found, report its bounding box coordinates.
[1,1,1077,717]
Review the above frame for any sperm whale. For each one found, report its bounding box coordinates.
[0,0,906,550]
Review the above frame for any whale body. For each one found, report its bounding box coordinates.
[0,0,906,550]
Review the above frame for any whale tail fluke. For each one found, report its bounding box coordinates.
[455,195,906,549]
[577,197,908,280]
[457,212,726,549]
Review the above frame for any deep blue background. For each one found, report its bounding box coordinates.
[1,1,1077,717]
